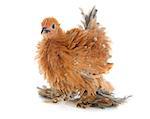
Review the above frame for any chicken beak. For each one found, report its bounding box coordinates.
[41,27,51,34]
[41,27,46,34]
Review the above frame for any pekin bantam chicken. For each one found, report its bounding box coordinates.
[37,7,129,108]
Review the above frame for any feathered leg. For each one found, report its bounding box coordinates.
[37,86,64,103]
[76,89,131,108]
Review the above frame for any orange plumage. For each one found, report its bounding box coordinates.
[37,7,126,108]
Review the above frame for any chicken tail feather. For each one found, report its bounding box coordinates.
[79,6,99,30]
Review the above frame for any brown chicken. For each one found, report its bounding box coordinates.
[37,7,128,108]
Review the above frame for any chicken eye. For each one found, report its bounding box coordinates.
[51,24,55,29]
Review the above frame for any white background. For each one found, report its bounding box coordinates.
[0,0,150,118]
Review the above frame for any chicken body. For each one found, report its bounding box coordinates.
[37,7,114,106]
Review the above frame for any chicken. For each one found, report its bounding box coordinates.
[37,7,128,108]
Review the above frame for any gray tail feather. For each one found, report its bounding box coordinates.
[79,6,99,30]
